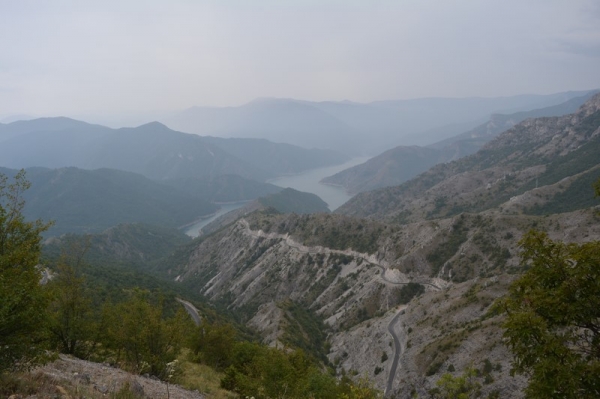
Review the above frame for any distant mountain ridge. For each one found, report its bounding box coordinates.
[0,118,347,182]
[0,166,218,236]
[336,92,600,221]
[321,92,598,194]
[164,91,595,154]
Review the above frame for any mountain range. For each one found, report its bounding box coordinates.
[0,118,347,182]
[164,91,593,154]
[6,91,600,397]
[150,93,600,396]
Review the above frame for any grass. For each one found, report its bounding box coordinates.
[175,352,238,399]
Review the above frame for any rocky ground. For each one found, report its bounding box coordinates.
[11,355,205,399]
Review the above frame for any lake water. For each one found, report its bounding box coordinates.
[268,156,369,210]
[183,157,369,237]
[183,201,249,237]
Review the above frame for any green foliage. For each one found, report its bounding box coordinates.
[47,241,96,358]
[189,322,237,371]
[525,170,600,215]
[42,222,192,275]
[103,290,192,378]
[430,367,481,399]
[258,187,330,214]
[280,300,329,363]
[219,341,381,399]
[18,167,218,236]
[395,282,425,305]
[0,170,52,372]
[188,319,381,398]
[497,230,600,398]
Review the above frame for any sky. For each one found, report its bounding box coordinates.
[1,0,599,125]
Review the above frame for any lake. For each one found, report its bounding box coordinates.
[183,201,250,237]
[183,157,368,237]
[268,157,369,210]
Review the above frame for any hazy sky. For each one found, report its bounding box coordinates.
[1,0,599,124]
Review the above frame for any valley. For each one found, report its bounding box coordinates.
[4,4,600,398]
[2,93,600,399]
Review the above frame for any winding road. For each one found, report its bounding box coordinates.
[385,308,405,396]
[240,218,443,396]
[176,298,202,326]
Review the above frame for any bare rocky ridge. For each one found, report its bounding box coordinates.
[320,92,597,195]
[337,93,600,222]
[172,206,599,396]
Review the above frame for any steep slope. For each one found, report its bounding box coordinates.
[199,188,331,236]
[3,167,219,236]
[89,122,269,181]
[43,223,192,269]
[322,92,597,194]
[430,90,598,158]
[169,206,599,396]
[337,93,600,221]
[321,146,446,194]
[166,94,600,397]
[0,120,268,181]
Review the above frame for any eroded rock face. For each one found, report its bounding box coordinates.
[171,205,600,395]
[337,93,600,222]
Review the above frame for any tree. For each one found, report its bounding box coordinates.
[498,230,600,398]
[47,239,95,357]
[429,367,481,399]
[0,170,52,372]
[104,290,190,378]
[189,322,237,371]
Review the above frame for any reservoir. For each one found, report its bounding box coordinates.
[184,157,368,237]
[183,201,249,237]
[268,157,369,210]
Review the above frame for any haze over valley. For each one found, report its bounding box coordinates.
[2,1,600,398]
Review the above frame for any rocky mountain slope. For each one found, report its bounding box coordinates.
[337,93,600,222]
[170,206,599,397]
[165,94,600,397]
[321,92,597,194]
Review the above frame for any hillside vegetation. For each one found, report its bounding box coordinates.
[0,167,219,236]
